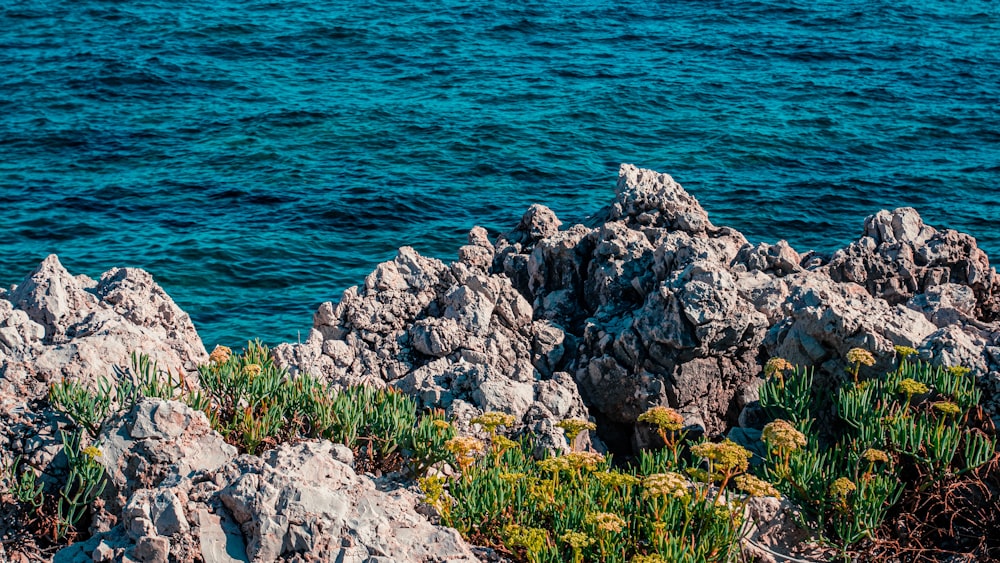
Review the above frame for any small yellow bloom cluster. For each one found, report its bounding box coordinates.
[560,530,594,550]
[829,477,856,499]
[594,471,639,489]
[471,411,515,434]
[686,467,712,483]
[897,377,929,397]
[932,401,962,416]
[761,420,807,454]
[499,472,526,484]
[444,436,485,471]
[637,406,685,432]
[82,446,102,460]
[631,554,668,563]
[862,448,890,464]
[846,347,876,367]
[244,364,262,378]
[557,418,597,442]
[537,455,572,474]
[735,474,781,498]
[527,479,552,505]
[564,451,605,472]
[432,419,452,432]
[690,440,752,474]
[764,357,794,378]
[209,345,232,365]
[418,475,448,510]
[504,524,549,552]
[492,435,519,453]
[947,366,972,378]
[585,511,626,534]
[894,345,918,359]
[642,472,688,499]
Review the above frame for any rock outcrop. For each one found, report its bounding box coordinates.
[271,237,594,452]
[58,400,478,563]
[1,255,206,399]
[2,165,1000,563]
[275,165,1000,452]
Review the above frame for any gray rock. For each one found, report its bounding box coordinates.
[197,509,250,563]
[98,399,238,517]
[217,441,480,562]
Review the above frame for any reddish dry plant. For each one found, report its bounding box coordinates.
[864,449,1000,562]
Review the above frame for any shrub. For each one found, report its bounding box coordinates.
[758,352,996,558]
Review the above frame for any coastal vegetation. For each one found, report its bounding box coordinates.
[2,342,998,561]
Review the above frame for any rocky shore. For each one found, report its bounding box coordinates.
[2,164,998,562]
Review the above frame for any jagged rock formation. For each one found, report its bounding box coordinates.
[57,400,478,563]
[0,256,209,527]
[1,254,206,396]
[271,235,594,452]
[2,165,1000,562]
[276,165,1000,451]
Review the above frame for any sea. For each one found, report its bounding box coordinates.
[2,0,998,347]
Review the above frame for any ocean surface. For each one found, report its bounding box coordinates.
[2,0,998,347]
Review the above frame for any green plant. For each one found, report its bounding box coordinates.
[757,353,995,557]
[55,430,106,540]
[438,430,751,563]
[48,378,113,438]
[759,363,814,431]
[637,407,686,463]
[2,455,44,509]
[556,418,596,452]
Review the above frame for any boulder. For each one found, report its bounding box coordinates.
[61,440,481,563]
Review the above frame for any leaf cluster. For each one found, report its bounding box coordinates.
[758,355,996,558]
[437,418,759,563]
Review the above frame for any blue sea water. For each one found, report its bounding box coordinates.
[2,0,999,347]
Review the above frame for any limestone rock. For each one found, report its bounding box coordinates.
[1,255,207,394]
[274,239,593,453]
[98,399,238,517]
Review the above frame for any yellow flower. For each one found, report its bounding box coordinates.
[897,378,929,397]
[82,446,102,460]
[735,474,781,498]
[560,530,594,550]
[444,436,485,471]
[637,406,685,433]
[537,455,573,474]
[492,435,519,453]
[499,472,526,484]
[846,348,876,367]
[471,411,516,434]
[764,357,794,378]
[209,345,232,365]
[244,364,262,378]
[761,420,807,454]
[690,440,752,474]
[642,472,689,499]
[932,401,962,416]
[829,477,856,499]
[564,451,605,472]
[632,554,668,563]
[432,419,452,432]
[861,449,889,464]
[947,366,972,378]
[527,479,552,505]
[585,512,626,534]
[685,467,712,483]
[418,475,448,509]
[594,471,640,489]
[894,345,918,359]
[557,418,597,442]
[504,524,549,553]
